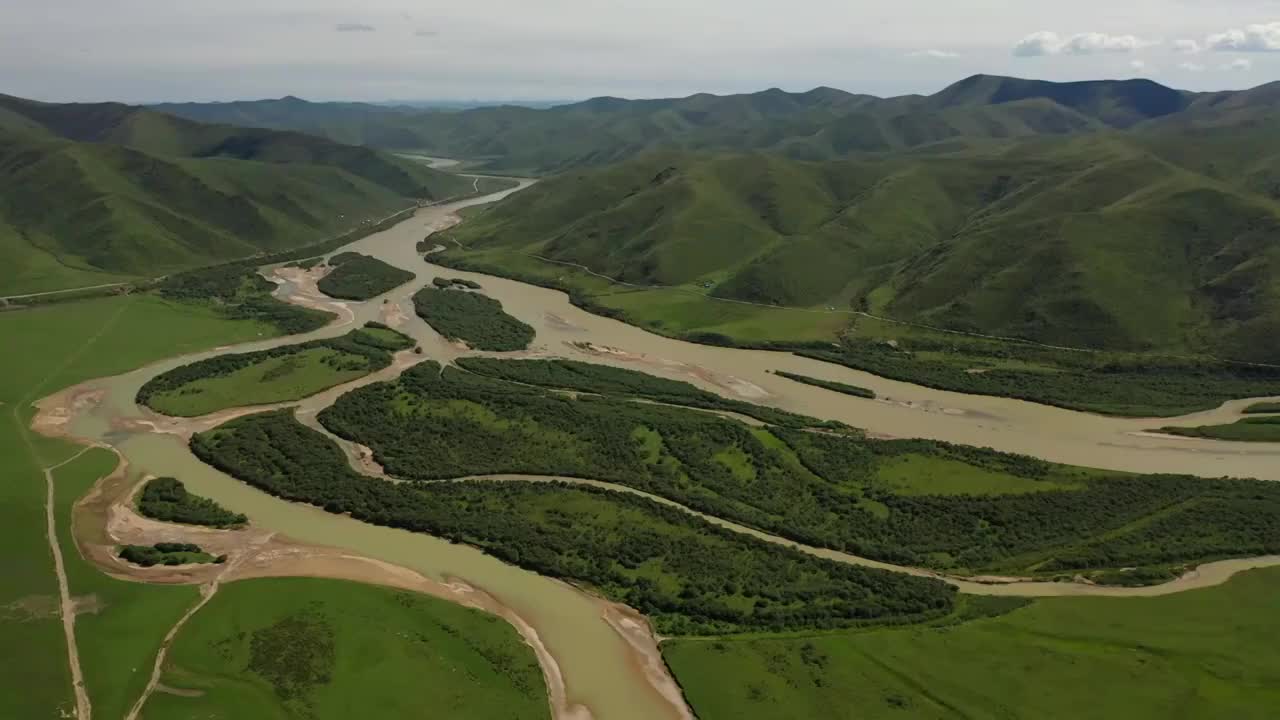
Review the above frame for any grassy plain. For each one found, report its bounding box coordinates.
[145,348,368,416]
[0,294,269,719]
[664,567,1280,720]
[139,324,412,417]
[141,578,551,720]
[1244,402,1280,414]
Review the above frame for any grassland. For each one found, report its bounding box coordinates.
[317,361,1280,577]
[0,293,554,719]
[664,567,1280,720]
[316,252,416,300]
[0,294,278,719]
[141,578,551,720]
[1155,415,1280,442]
[773,371,875,399]
[137,324,413,416]
[1244,402,1280,414]
[412,286,534,351]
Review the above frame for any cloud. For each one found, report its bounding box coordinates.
[1130,59,1146,70]
[1013,31,1149,57]
[414,29,439,38]
[1061,32,1149,55]
[1207,22,1280,52]
[335,23,376,33]
[906,49,959,59]
[1012,31,1062,57]
[1223,58,1254,71]
[1178,62,1206,72]
[1171,39,1201,54]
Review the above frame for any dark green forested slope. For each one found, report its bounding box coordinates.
[443,135,1280,360]
[0,94,471,295]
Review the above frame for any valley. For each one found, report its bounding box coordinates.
[15,174,1277,720]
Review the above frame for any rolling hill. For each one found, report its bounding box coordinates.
[151,75,1280,175]
[445,133,1280,361]
[0,95,472,295]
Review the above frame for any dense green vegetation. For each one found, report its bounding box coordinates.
[317,361,1280,575]
[154,263,334,335]
[1244,402,1280,414]
[316,252,416,300]
[774,370,875,399]
[118,542,220,567]
[1156,415,1280,442]
[0,294,275,719]
[142,578,550,720]
[455,357,841,428]
[137,476,247,527]
[664,568,1280,720]
[0,94,472,295]
[137,323,412,416]
[192,409,954,634]
[431,276,482,290]
[412,287,534,351]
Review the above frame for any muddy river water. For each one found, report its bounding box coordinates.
[54,180,1280,720]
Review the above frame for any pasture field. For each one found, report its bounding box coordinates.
[663,567,1280,720]
[138,324,413,417]
[140,577,551,720]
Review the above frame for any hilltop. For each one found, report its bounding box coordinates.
[0,94,471,295]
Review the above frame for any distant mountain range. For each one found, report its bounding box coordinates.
[0,94,470,295]
[151,75,1280,174]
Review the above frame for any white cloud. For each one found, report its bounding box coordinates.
[1012,31,1062,57]
[1130,59,1146,70]
[1178,62,1205,72]
[1207,22,1280,52]
[906,49,959,58]
[1172,39,1201,54]
[334,23,376,32]
[1012,31,1150,57]
[414,29,439,38]
[1223,58,1253,71]
[1061,32,1149,55]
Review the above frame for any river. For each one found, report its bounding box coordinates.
[50,178,1280,720]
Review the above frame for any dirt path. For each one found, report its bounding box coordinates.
[44,447,97,720]
[122,530,275,720]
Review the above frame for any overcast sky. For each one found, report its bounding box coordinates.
[4,0,1280,103]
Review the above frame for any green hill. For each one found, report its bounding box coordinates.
[444,135,1280,361]
[0,95,472,295]
[150,75,1280,175]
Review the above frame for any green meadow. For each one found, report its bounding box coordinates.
[141,578,550,720]
[664,568,1280,720]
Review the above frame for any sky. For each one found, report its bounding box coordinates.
[3,0,1280,103]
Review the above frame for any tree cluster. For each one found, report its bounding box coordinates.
[192,409,954,635]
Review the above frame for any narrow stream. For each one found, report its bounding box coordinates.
[53,178,1280,720]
